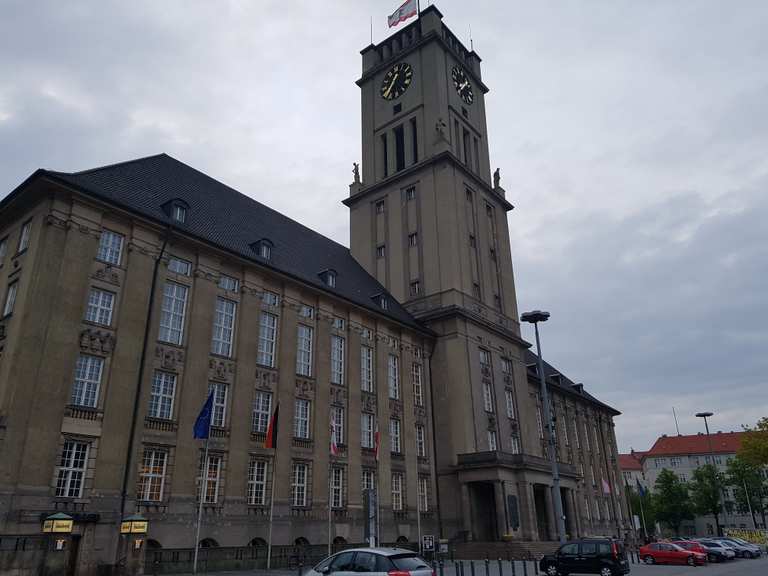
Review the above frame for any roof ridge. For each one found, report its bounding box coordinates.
[48,152,170,177]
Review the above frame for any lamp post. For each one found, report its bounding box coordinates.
[695,411,727,535]
[521,310,566,544]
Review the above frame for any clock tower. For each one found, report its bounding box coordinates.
[345,6,560,542]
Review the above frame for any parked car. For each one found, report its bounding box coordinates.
[717,537,762,558]
[539,538,630,576]
[676,541,723,563]
[307,548,434,576]
[639,542,706,566]
[697,540,735,560]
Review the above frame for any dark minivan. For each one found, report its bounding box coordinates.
[540,538,630,576]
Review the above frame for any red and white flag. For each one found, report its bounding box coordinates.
[602,478,611,495]
[388,0,418,28]
[330,421,339,456]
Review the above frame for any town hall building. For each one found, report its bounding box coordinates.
[0,5,628,573]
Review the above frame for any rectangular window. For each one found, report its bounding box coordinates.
[159,282,188,345]
[2,281,18,317]
[138,449,167,502]
[473,137,480,172]
[381,134,388,178]
[483,382,494,413]
[488,430,498,451]
[479,349,491,368]
[208,382,228,428]
[292,462,308,507]
[361,346,374,392]
[389,418,401,454]
[501,357,512,375]
[247,459,268,505]
[562,417,570,446]
[294,399,311,439]
[211,298,237,357]
[257,312,278,367]
[412,363,423,406]
[149,371,176,420]
[405,186,416,201]
[332,316,345,330]
[410,280,421,296]
[200,454,221,504]
[361,413,375,448]
[408,232,418,246]
[96,230,123,266]
[55,440,89,498]
[391,473,404,511]
[172,204,186,223]
[410,117,418,164]
[574,421,581,449]
[416,425,426,458]
[85,288,115,326]
[263,291,280,307]
[375,199,386,214]
[330,466,344,508]
[536,403,545,439]
[361,327,372,340]
[388,354,400,399]
[505,389,516,419]
[251,391,272,434]
[584,421,591,451]
[0,236,7,265]
[510,434,521,454]
[71,354,104,408]
[17,219,31,253]
[394,124,405,172]
[298,305,314,319]
[594,426,600,454]
[331,406,345,445]
[296,325,313,376]
[418,476,429,512]
[362,469,376,494]
[219,274,239,292]
[584,497,592,521]
[376,244,386,258]
[168,257,192,276]
[463,128,471,165]
[331,335,345,385]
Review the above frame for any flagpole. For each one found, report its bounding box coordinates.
[266,457,276,570]
[416,478,422,555]
[638,490,648,541]
[193,435,209,575]
[328,459,333,557]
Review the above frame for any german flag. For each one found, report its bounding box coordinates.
[265,404,279,449]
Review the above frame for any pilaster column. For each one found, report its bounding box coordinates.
[494,481,507,539]
[461,483,472,539]
[517,481,537,540]
[544,485,557,540]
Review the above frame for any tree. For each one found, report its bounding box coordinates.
[627,485,657,540]
[652,469,693,535]
[740,417,768,467]
[726,455,768,529]
[689,464,725,536]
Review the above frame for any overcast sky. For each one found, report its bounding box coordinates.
[2,1,766,452]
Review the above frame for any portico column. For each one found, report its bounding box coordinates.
[562,488,576,539]
[517,481,537,540]
[544,485,557,540]
[494,481,507,540]
[461,483,472,539]
[570,490,582,538]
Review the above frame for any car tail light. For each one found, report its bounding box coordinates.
[387,572,411,576]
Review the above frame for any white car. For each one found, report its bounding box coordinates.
[307,547,435,576]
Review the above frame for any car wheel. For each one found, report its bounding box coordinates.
[599,567,613,576]
[686,555,695,566]
[644,555,655,565]
[546,563,559,576]
[707,554,716,563]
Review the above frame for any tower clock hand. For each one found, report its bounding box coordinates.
[384,71,400,98]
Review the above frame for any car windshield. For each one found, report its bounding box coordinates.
[391,554,430,570]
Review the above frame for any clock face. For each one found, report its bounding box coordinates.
[452,66,474,104]
[380,62,413,100]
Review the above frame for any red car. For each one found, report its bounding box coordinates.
[640,542,707,566]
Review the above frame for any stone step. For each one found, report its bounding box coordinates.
[453,540,560,560]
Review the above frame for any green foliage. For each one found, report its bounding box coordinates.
[689,464,725,518]
[627,486,657,536]
[740,417,768,467]
[652,468,693,534]
[726,455,767,518]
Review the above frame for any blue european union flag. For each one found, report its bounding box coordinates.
[636,478,647,498]
[193,392,214,439]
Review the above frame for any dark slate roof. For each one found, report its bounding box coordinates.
[40,153,425,331]
[524,349,620,415]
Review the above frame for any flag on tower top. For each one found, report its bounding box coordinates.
[388,0,418,28]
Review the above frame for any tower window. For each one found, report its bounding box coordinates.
[454,120,460,154]
[489,247,496,259]
[380,296,389,310]
[466,189,473,202]
[381,133,388,178]
[408,233,418,247]
[405,187,415,201]
[463,128,471,166]
[474,137,480,172]
[394,124,405,172]
[376,245,386,258]
[393,103,402,115]
[375,199,385,214]
[473,283,481,298]
[410,280,421,296]
[410,117,418,164]
[469,235,476,247]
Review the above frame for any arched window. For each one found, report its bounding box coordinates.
[294,537,310,547]
[396,535,409,544]
[199,538,219,548]
[146,539,162,550]
[248,537,267,547]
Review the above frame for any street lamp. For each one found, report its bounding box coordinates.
[521,310,566,544]
[695,411,726,535]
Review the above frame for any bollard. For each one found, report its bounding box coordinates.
[471,560,476,576]
[498,558,503,576]
[522,558,528,576]
[297,560,303,576]
[485,558,490,576]
[439,560,445,576]
[460,560,465,576]
[511,559,516,576]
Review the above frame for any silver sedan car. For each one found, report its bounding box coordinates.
[306,547,434,576]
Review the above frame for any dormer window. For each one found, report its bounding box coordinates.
[319,269,337,288]
[162,199,190,224]
[173,205,187,223]
[372,293,389,311]
[251,239,274,261]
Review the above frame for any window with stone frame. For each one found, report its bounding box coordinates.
[415,424,426,458]
[361,413,375,448]
[211,297,237,357]
[488,429,498,451]
[0,236,8,266]
[509,434,521,454]
[387,354,400,399]
[198,453,222,504]
[331,405,345,446]
[411,363,423,406]
[361,345,375,392]
[207,382,228,428]
[294,399,311,439]
[137,448,167,502]
[418,475,430,512]
[71,354,104,408]
[2,281,18,317]
[158,282,188,345]
[257,311,278,367]
[483,382,494,413]
[218,274,239,292]
[330,465,346,509]
[389,418,402,454]
[504,389,516,419]
[536,401,544,439]
[362,468,376,497]
[262,290,280,307]
[296,325,313,377]
[251,390,272,434]
[148,371,176,420]
[85,288,115,326]
[55,440,89,498]
[168,256,192,276]
[331,335,345,385]
[391,472,404,511]
[96,229,123,265]
[247,458,269,506]
[291,461,310,507]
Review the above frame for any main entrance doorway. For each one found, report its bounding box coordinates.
[533,485,552,541]
[469,482,498,541]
